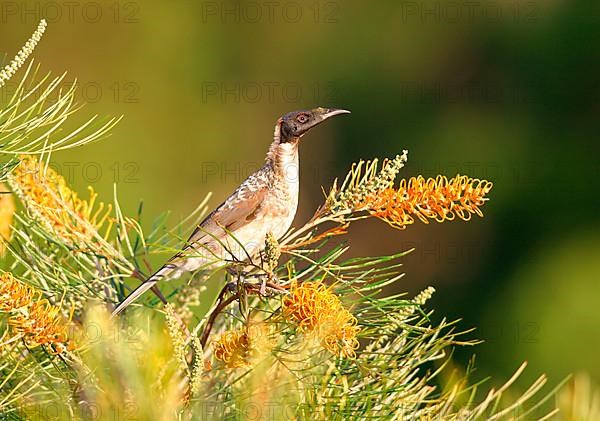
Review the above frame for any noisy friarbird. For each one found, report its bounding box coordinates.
[112,107,350,316]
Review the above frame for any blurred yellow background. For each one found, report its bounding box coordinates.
[1,0,598,394]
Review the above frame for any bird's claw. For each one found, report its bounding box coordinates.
[225,282,238,294]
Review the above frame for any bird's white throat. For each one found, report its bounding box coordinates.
[268,140,299,185]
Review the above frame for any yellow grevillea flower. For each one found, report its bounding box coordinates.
[213,324,271,368]
[9,300,69,351]
[0,272,69,353]
[283,281,360,358]
[365,175,493,229]
[8,155,112,244]
[0,183,15,255]
[0,272,38,311]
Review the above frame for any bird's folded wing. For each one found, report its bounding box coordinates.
[183,181,269,248]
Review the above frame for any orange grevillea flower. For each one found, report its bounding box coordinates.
[363,175,493,229]
[0,272,69,353]
[212,324,272,368]
[8,155,112,244]
[283,281,360,358]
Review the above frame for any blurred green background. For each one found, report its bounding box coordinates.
[1,0,598,397]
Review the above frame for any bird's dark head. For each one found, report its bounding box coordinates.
[277,107,350,142]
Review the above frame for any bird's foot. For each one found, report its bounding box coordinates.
[228,273,286,297]
[259,276,269,296]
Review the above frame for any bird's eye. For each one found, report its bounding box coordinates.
[297,114,309,124]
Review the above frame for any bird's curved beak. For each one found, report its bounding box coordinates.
[291,107,351,138]
[318,108,351,120]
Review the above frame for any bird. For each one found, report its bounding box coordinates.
[112,107,350,316]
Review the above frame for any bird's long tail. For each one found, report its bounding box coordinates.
[111,264,174,317]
